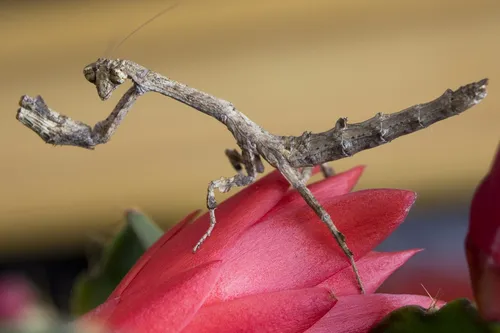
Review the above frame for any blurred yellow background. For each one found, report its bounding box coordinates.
[0,0,499,254]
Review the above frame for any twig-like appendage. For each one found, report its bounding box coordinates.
[16,57,488,294]
[17,86,140,149]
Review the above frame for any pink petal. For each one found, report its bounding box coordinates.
[100,261,222,333]
[305,293,445,333]
[207,189,415,302]
[182,287,336,333]
[465,236,483,307]
[467,143,500,320]
[280,166,365,205]
[317,250,422,295]
[79,297,120,327]
[468,143,500,260]
[160,210,201,245]
[111,210,200,298]
[113,170,290,298]
[465,236,500,321]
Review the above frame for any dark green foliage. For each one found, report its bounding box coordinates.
[70,210,163,316]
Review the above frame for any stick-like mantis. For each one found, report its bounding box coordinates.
[13,0,489,295]
[15,56,488,293]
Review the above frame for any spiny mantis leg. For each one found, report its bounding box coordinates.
[320,164,334,178]
[193,149,258,252]
[300,163,336,183]
[279,162,365,293]
[299,167,315,183]
[225,149,265,174]
[225,149,245,174]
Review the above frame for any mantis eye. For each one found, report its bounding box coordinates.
[83,65,96,83]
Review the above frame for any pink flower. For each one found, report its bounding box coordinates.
[467,143,500,320]
[82,166,439,333]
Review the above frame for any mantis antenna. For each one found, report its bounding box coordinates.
[106,0,183,57]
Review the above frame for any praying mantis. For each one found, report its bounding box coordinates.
[15,3,488,293]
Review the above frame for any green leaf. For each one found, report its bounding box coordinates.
[70,210,163,317]
[126,210,164,249]
[370,298,500,333]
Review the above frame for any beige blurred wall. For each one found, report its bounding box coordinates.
[0,0,499,253]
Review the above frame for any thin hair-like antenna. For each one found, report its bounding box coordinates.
[106,1,182,57]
